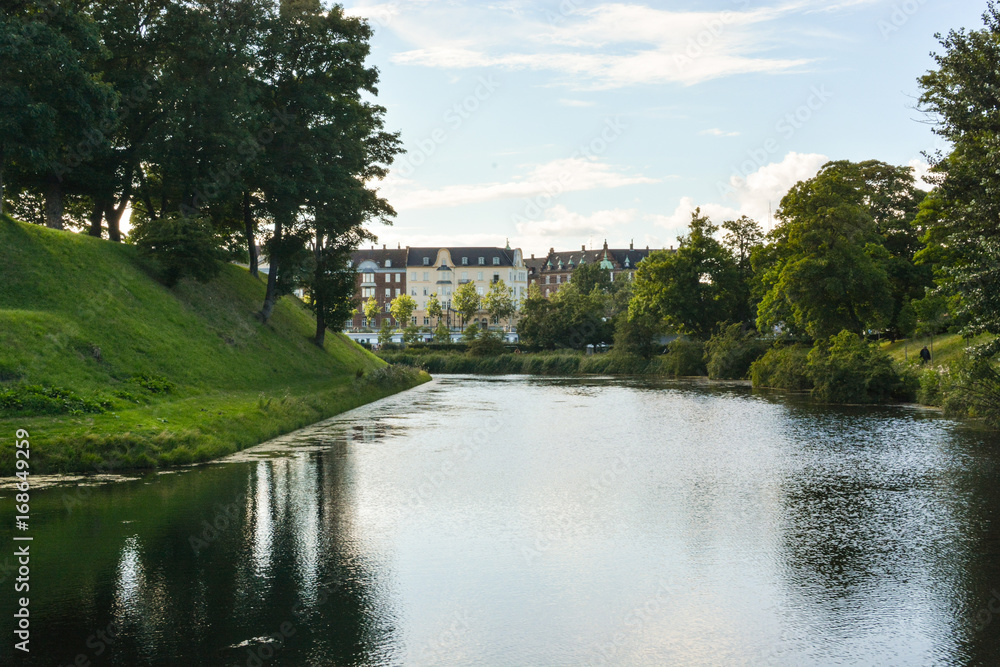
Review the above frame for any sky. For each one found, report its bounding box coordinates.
[340,0,987,258]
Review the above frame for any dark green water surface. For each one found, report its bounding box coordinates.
[2,376,999,666]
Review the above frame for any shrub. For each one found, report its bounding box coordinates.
[659,339,706,376]
[130,214,222,287]
[750,344,813,390]
[806,331,912,403]
[131,373,174,393]
[705,323,771,379]
[0,385,111,415]
[469,329,505,356]
[461,322,480,343]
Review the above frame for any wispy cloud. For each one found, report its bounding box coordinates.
[559,98,596,107]
[699,127,741,137]
[364,1,820,88]
[383,157,659,210]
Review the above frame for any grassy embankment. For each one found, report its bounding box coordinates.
[0,216,428,475]
[880,333,986,369]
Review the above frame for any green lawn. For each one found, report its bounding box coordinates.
[0,216,427,474]
[880,332,989,369]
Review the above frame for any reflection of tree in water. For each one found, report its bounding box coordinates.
[11,444,381,667]
[778,415,1000,665]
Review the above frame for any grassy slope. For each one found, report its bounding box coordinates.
[0,216,427,473]
[880,333,989,369]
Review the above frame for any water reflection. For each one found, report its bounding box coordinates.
[1,376,999,666]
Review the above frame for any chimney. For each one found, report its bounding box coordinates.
[581,245,586,252]
[549,247,554,255]
[383,244,386,250]
[646,245,649,251]
[531,253,535,259]
[630,239,634,250]
[397,242,400,249]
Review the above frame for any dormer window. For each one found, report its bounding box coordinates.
[493,257,500,265]
[423,257,430,265]
[462,257,468,265]
[478,257,485,265]
[385,259,392,268]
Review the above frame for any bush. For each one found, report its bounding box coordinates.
[469,329,505,356]
[750,344,813,390]
[660,339,706,376]
[705,323,771,379]
[130,214,222,287]
[0,385,112,415]
[461,322,480,343]
[806,331,913,403]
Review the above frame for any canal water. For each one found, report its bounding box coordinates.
[2,376,1000,666]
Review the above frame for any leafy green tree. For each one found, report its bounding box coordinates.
[569,261,612,295]
[917,2,1000,352]
[721,215,764,326]
[483,279,515,330]
[378,318,393,345]
[427,293,442,327]
[390,293,417,329]
[363,297,379,327]
[453,281,480,330]
[308,237,359,347]
[630,209,740,339]
[0,1,116,224]
[754,163,895,338]
[433,319,450,343]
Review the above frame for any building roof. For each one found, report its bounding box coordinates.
[351,247,408,270]
[406,247,518,268]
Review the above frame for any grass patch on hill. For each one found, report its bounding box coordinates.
[0,216,427,474]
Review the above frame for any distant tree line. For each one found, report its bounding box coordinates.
[0,0,400,345]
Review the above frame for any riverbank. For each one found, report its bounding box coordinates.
[0,216,428,474]
[376,349,705,376]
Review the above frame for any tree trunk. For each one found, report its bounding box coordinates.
[260,216,283,323]
[243,191,258,277]
[0,149,6,216]
[45,179,64,229]
[313,231,326,347]
[88,201,104,237]
[104,201,124,242]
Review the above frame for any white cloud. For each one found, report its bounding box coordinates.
[384,157,659,210]
[515,205,637,237]
[654,151,828,236]
[559,98,596,107]
[908,158,934,192]
[699,128,740,137]
[373,1,815,88]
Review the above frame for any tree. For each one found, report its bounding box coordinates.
[483,279,515,330]
[308,237,360,347]
[754,163,896,339]
[569,261,612,295]
[0,2,116,223]
[390,293,417,329]
[917,2,1000,351]
[363,297,379,327]
[721,215,764,326]
[630,209,740,339]
[427,293,442,327]
[453,281,480,330]
[129,213,221,287]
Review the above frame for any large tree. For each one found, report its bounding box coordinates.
[630,209,740,339]
[918,2,1000,349]
[754,162,897,339]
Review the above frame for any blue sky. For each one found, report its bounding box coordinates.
[342,0,986,257]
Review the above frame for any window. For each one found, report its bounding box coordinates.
[545,288,550,296]
[477,271,483,281]
[462,257,468,265]
[493,273,500,283]
[385,288,391,297]
[410,272,416,282]
[423,257,430,265]
[362,287,375,298]
[395,273,401,282]
[477,286,484,296]
[556,276,561,284]
[385,304,391,312]
[411,316,417,325]
[362,319,367,327]
[411,289,417,296]
[395,288,401,297]
[545,276,550,284]
[422,287,428,296]
[423,317,430,325]
[478,257,485,265]
[385,259,392,268]
[362,272,375,283]
[461,271,468,280]
[493,257,500,265]
[423,271,429,281]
